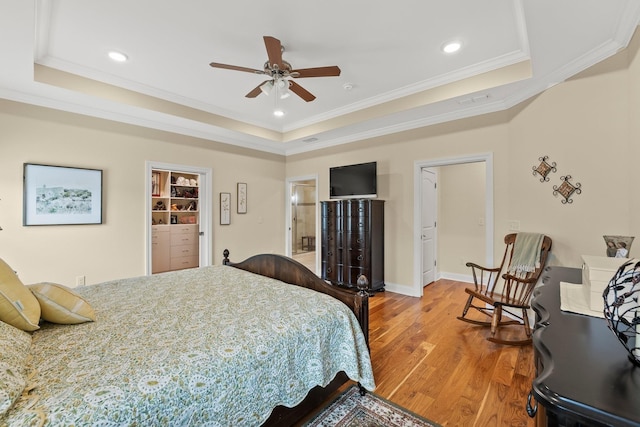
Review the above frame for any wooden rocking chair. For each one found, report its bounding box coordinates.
[457,233,552,346]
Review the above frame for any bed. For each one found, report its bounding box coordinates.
[0,251,374,426]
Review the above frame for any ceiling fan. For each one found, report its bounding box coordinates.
[209,36,341,102]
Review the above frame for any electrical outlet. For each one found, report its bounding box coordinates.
[508,220,521,231]
[76,276,86,286]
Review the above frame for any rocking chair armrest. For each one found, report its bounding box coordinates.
[465,262,500,273]
[501,273,538,284]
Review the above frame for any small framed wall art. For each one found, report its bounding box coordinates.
[220,192,231,225]
[237,182,247,214]
[23,163,103,226]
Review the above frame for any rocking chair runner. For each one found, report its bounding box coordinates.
[457,233,552,345]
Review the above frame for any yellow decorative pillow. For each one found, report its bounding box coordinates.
[28,282,95,324]
[0,258,40,331]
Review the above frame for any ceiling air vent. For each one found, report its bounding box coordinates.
[303,137,318,143]
[458,94,490,105]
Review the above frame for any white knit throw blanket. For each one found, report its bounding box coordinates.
[507,232,545,278]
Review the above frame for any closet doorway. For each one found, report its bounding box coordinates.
[145,161,212,275]
[286,176,318,273]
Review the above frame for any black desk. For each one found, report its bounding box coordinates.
[530,266,640,427]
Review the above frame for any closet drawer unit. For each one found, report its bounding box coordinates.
[152,226,171,242]
[151,226,171,273]
[171,224,198,235]
[170,243,198,258]
[171,231,198,246]
[170,256,198,270]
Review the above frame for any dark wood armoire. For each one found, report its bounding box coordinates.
[320,199,384,291]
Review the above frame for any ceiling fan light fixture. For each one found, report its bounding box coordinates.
[277,79,291,99]
[260,81,274,95]
[210,35,338,104]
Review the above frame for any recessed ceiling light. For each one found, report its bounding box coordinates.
[108,51,128,62]
[273,109,285,117]
[442,41,462,54]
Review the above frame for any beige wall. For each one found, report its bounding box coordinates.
[629,29,640,244]
[437,162,486,276]
[287,39,640,290]
[286,117,509,291]
[0,100,286,286]
[2,35,639,292]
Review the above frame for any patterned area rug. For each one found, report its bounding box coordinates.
[303,385,441,427]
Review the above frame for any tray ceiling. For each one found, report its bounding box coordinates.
[1,0,639,155]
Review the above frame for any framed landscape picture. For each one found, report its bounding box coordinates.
[23,163,103,226]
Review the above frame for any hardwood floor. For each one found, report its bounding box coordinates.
[303,278,536,426]
[367,279,535,426]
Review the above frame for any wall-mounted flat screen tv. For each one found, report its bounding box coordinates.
[330,161,377,199]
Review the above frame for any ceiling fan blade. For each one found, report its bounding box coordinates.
[291,66,341,78]
[210,62,264,74]
[263,36,284,69]
[289,81,316,102]
[245,80,271,98]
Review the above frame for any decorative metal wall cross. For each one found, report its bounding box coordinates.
[553,175,582,204]
[532,156,557,182]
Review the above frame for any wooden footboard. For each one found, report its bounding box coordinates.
[222,249,370,426]
[222,249,369,346]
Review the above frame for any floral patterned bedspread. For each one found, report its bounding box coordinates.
[3,265,375,426]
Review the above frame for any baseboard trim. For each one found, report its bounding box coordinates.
[382,282,421,297]
[438,272,474,283]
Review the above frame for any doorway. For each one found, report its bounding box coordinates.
[145,161,213,275]
[413,153,494,297]
[286,176,318,273]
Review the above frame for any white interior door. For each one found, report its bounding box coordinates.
[421,168,437,286]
